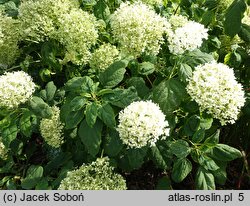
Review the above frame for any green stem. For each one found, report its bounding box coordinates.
[6,60,41,71]
[100,149,104,158]
[174,4,180,15]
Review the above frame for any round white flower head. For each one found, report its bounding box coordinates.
[0,71,36,109]
[40,106,64,148]
[117,100,170,148]
[56,9,98,65]
[0,13,20,66]
[58,157,127,190]
[167,18,208,55]
[186,61,245,125]
[0,139,8,160]
[89,43,120,71]
[110,1,170,57]
[18,0,79,42]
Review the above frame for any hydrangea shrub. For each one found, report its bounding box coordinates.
[0,0,249,190]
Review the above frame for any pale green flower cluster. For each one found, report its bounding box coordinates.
[169,15,189,30]
[0,71,36,109]
[0,13,20,66]
[89,43,120,71]
[58,157,127,190]
[56,9,98,65]
[18,0,79,42]
[167,15,208,54]
[40,106,64,148]
[187,62,245,125]
[18,0,98,65]
[0,140,8,160]
[117,100,170,148]
[110,1,170,57]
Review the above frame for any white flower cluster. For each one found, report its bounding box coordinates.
[40,106,64,148]
[59,157,127,190]
[57,9,98,65]
[0,140,8,160]
[167,15,208,54]
[117,100,170,148]
[0,13,20,66]
[18,0,98,65]
[0,71,36,109]
[110,1,170,57]
[89,43,120,71]
[186,62,245,125]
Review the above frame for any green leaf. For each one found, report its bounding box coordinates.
[170,140,191,158]
[204,0,218,10]
[2,123,18,147]
[65,109,84,129]
[239,24,250,42]
[78,119,103,157]
[29,96,52,118]
[171,158,192,183]
[99,60,128,88]
[195,167,215,189]
[184,115,200,136]
[93,0,110,20]
[192,129,205,143]
[153,79,188,114]
[119,148,147,171]
[182,50,214,68]
[45,81,57,102]
[44,152,71,175]
[6,179,16,190]
[224,0,247,37]
[104,129,123,157]
[127,77,150,98]
[201,10,215,26]
[97,88,113,96]
[35,178,49,190]
[178,63,193,83]
[69,96,87,112]
[97,103,116,128]
[10,139,23,156]
[198,155,219,171]
[41,41,61,72]
[151,146,168,170]
[102,87,139,108]
[0,159,14,173]
[21,165,43,189]
[156,176,172,190]
[138,62,155,75]
[212,162,227,185]
[209,144,242,161]
[200,115,213,130]
[19,111,33,137]
[85,102,99,128]
[65,76,94,93]
[204,129,220,144]
[0,116,11,131]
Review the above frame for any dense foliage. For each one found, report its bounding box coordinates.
[0,0,250,190]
